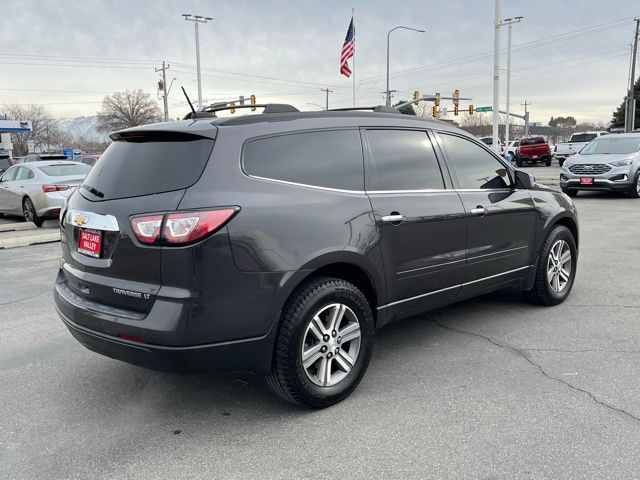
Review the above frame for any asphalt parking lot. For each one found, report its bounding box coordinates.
[2,190,640,479]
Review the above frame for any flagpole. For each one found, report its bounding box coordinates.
[352,8,356,107]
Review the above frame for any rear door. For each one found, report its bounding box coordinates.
[436,132,536,295]
[364,128,466,318]
[60,130,216,313]
[0,166,19,213]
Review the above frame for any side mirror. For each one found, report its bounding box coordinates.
[514,170,535,189]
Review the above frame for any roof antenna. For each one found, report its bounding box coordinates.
[181,86,197,118]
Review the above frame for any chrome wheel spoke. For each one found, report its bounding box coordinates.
[328,304,346,332]
[316,357,331,386]
[338,322,361,343]
[334,351,353,373]
[309,316,327,339]
[302,344,323,368]
[559,268,570,282]
[560,250,571,265]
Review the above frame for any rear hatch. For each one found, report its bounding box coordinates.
[519,138,549,156]
[60,129,216,313]
[37,163,91,197]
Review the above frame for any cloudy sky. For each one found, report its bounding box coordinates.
[1,0,638,125]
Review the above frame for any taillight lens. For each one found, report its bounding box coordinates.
[164,209,237,244]
[42,184,70,193]
[130,215,163,244]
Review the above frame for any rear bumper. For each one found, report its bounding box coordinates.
[518,154,551,161]
[54,272,278,374]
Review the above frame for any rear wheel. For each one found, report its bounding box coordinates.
[628,170,640,198]
[23,197,43,227]
[545,157,552,166]
[525,225,577,306]
[516,156,523,168]
[266,277,374,408]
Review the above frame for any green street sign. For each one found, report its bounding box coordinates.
[475,106,492,112]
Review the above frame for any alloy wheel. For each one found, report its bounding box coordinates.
[23,199,34,222]
[547,240,572,293]
[301,303,361,387]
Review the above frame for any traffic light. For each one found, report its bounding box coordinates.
[468,104,474,115]
[250,94,256,111]
[432,105,438,117]
[454,104,459,116]
[452,89,460,107]
[230,102,236,114]
[413,90,421,102]
[434,93,441,107]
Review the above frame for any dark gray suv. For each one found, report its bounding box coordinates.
[54,105,579,408]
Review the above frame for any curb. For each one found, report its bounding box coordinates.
[0,232,61,249]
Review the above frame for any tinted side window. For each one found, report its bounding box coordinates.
[439,134,510,190]
[243,130,363,190]
[0,158,11,170]
[365,130,444,191]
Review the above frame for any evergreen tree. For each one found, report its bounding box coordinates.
[611,77,640,128]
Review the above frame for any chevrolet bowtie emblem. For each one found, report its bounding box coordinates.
[74,214,88,226]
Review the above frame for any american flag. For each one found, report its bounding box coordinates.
[340,17,355,77]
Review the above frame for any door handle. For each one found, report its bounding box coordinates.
[381,214,406,223]
[470,206,487,216]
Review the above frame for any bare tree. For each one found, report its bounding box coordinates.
[96,89,162,133]
[1,104,70,156]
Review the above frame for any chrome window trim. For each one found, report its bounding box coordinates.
[377,265,531,310]
[246,174,366,194]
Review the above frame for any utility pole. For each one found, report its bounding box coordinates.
[321,88,333,110]
[499,16,523,148]
[182,14,213,110]
[521,100,530,136]
[491,0,501,153]
[155,61,170,122]
[626,17,639,133]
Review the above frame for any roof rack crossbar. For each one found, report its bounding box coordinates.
[328,105,401,114]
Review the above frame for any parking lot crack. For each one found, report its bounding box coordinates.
[0,290,50,307]
[522,347,640,354]
[429,319,640,425]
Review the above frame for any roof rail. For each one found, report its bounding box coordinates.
[328,105,401,114]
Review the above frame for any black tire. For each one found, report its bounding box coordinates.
[23,197,44,227]
[628,170,640,198]
[545,157,552,167]
[558,158,565,168]
[561,188,578,198]
[525,225,577,306]
[266,276,375,408]
[516,156,523,168]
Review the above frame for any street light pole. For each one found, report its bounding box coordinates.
[386,26,425,107]
[182,14,213,111]
[492,0,501,154]
[499,16,523,149]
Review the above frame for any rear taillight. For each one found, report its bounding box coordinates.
[130,215,163,244]
[42,184,70,193]
[129,208,238,246]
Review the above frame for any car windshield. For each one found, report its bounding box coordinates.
[570,133,597,143]
[580,137,640,155]
[38,163,92,176]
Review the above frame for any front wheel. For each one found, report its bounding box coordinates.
[23,197,44,227]
[525,225,577,306]
[558,158,565,168]
[266,277,375,408]
[516,156,523,168]
[562,188,578,198]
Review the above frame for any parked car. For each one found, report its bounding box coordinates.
[11,156,26,164]
[479,136,506,156]
[54,105,579,408]
[560,133,640,197]
[555,131,609,167]
[515,136,553,167]
[78,155,99,167]
[0,153,11,175]
[506,140,520,159]
[23,153,70,163]
[0,161,91,226]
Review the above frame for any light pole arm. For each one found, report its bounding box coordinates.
[385,26,425,107]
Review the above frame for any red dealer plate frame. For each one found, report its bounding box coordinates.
[78,228,102,258]
[579,177,594,185]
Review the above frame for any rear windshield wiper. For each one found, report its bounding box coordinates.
[80,184,105,198]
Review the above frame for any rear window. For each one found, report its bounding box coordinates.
[39,164,91,176]
[0,158,11,169]
[243,129,363,190]
[570,133,597,143]
[39,155,69,161]
[81,135,215,200]
[520,137,545,145]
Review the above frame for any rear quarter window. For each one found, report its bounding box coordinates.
[243,129,364,191]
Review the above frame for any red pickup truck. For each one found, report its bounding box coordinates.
[515,136,552,167]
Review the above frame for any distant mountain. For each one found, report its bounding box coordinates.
[58,116,108,143]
